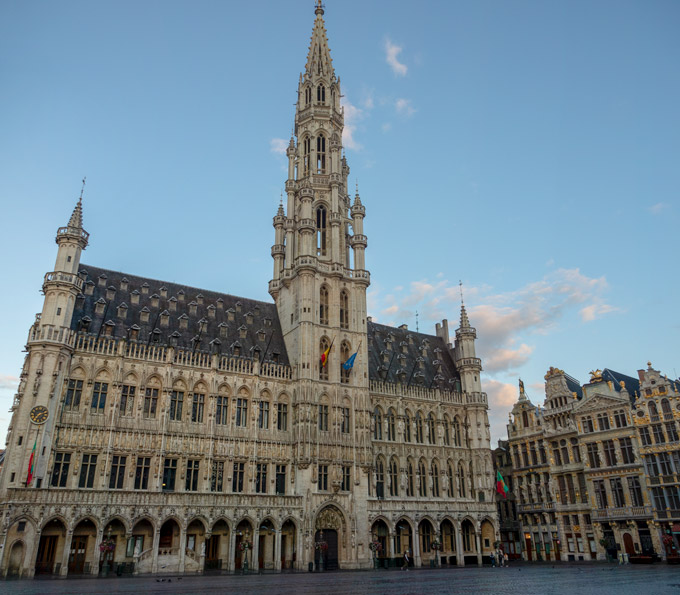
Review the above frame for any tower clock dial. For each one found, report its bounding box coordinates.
[29,405,49,425]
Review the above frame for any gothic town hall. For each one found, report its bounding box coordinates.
[0,3,496,578]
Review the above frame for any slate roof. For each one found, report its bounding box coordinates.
[564,373,583,399]
[601,368,641,405]
[72,265,289,365]
[367,320,461,389]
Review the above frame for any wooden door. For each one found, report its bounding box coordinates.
[623,533,635,556]
[524,535,533,561]
[68,536,88,574]
[315,529,338,570]
[258,535,265,569]
[35,535,58,574]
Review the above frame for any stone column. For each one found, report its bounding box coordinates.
[151,525,161,574]
[200,532,209,574]
[274,529,282,572]
[59,529,73,576]
[178,524,186,573]
[475,531,483,567]
[251,528,260,573]
[227,529,236,573]
[455,526,465,566]
[648,521,665,560]
[412,526,421,568]
[91,528,103,576]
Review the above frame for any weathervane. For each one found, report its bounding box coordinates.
[459,280,464,305]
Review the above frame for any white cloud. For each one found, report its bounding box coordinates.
[395,98,416,117]
[0,374,18,391]
[649,202,669,215]
[484,379,517,445]
[385,39,408,76]
[341,97,363,150]
[270,138,287,155]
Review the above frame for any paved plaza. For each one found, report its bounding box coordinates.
[3,565,680,595]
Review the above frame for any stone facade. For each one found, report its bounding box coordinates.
[0,4,496,578]
[507,365,680,563]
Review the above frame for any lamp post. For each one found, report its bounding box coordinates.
[315,530,327,571]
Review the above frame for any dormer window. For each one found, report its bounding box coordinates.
[131,290,140,305]
[216,298,224,310]
[263,317,271,327]
[196,293,204,305]
[141,282,150,295]
[150,294,160,308]
[400,341,408,354]
[210,338,221,353]
[140,307,150,323]
[95,298,106,315]
[169,330,180,346]
[272,352,280,364]
[129,324,140,341]
[245,312,254,325]
[232,342,241,357]
[103,320,115,337]
[76,293,85,306]
[198,318,208,333]
[98,274,107,287]
[85,280,95,295]
[178,314,189,331]
[159,286,168,298]
[207,304,216,318]
[189,301,198,316]
[406,334,413,345]
[120,278,129,292]
[106,286,116,300]
[160,310,170,328]
[219,322,228,338]
[257,329,266,342]
[235,301,242,313]
[238,325,247,339]
[117,303,128,319]
[178,289,185,302]
[151,328,161,343]
[227,308,235,322]
[80,316,92,332]
[168,296,177,312]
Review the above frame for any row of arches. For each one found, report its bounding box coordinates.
[372,406,469,447]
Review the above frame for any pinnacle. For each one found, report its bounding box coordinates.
[68,197,84,230]
[459,304,470,329]
[304,2,334,79]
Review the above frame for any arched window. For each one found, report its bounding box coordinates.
[443,415,451,446]
[427,413,436,444]
[376,457,385,499]
[317,84,325,103]
[404,411,412,442]
[662,398,673,419]
[319,285,329,325]
[406,461,414,497]
[453,417,461,447]
[316,206,327,256]
[649,400,659,422]
[373,407,383,440]
[415,412,424,444]
[389,458,399,497]
[305,86,312,105]
[319,337,330,381]
[418,459,427,497]
[316,133,326,174]
[303,136,311,176]
[447,461,455,495]
[339,289,349,329]
[386,408,396,441]
[432,461,440,497]
[469,462,475,499]
[458,463,466,498]
[340,341,351,384]
[522,410,529,427]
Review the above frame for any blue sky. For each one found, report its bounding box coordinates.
[0,0,678,444]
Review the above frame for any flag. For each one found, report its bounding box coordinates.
[26,435,37,486]
[342,340,361,371]
[320,338,334,367]
[496,470,509,498]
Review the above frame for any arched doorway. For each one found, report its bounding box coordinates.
[234,520,253,571]
[101,518,125,575]
[130,518,154,573]
[185,519,205,572]
[623,532,635,556]
[35,518,66,575]
[370,519,389,564]
[206,520,229,572]
[315,506,344,570]
[157,519,181,572]
[418,519,435,566]
[281,520,296,571]
[394,519,413,564]
[461,519,477,565]
[440,519,456,565]
[258,520,275,570]
[7,541,25,577]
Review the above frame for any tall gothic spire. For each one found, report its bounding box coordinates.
[305,1,334,79]
[459,304,471,329]
[67,197,84,230]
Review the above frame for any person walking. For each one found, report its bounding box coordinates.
[490,551,496,567]
[402,549,410,571]
[504,552,509,567]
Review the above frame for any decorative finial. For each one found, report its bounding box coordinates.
[459,280,464,305]
[315,0,324,15]
[415,310,419,332]
[79,176,86,202]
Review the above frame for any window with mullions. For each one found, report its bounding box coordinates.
[427,413,436,444]
[386,409,396,441]
[276,464,286,495]
[319,338,330,381]
[610,478,625,508]
[342,465,351,491]
[216,396,229,425]
[185,459,199,491]
[652,424,666,444]
[406,461,414,497]
[318,464,328,491]
[232,462,245,492]
[143,387,158,418]
[109,455,126,489]
[316,134,326,174]
[120,384,135,416]
[258,401,270,430]
[170,391,184,421]
[162,458,177,492]
[191,393,204,423]
[255,463,267,493]
[135,457,151,490]
[316,206,327,256]
[65,379,83,410]
[389,459,398,496]
[304,86,312,105]
[211,461,224,492]
[319,286,329,325]
[415,412,424,444]
[418,460,427,497]
[317,84,325,103]
[318,404,329,431]
[236,398,248,427]
[340,341,350,384]
[341,406,350,434]
[603,440,617,467]
[277,403,288,431]
[373,407,383,440]
[339,290,349,329]
[404,412,412,442]
[628,476,644,507]
[78,453,97,489]
[432,462,440,497]
[303,137,311,176]
[375,458,385,499]
[91,382,108,412]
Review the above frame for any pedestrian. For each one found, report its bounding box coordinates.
[504,552,509,567]
[490,551,496,567]
[402,548,410,571]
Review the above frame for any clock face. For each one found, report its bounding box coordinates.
[29,405,49,425]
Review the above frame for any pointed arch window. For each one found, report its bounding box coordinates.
[406,461,414,497]
[432,461,440,497]
[453,417,462,447]
[305,86,312,105]
[341,341,351,384]
[415,412,424,444]
[319,285,329,325]
[386,408,396,441]
[319,337,330,381]
[418,459,427,497]
[316,133,326,174]
[376,457,385,499]
[373,407,383,440]
[389,458,399,497]
[303,136,311,176]
[427,413,436,444]
[447,461,455,496]
[317,84,325,103]
[339,289,349,329]
[404,411,412,442]
[458,463,466,498]
[316,206,327,256]
[469,462,475,499]
[443,416,451,446]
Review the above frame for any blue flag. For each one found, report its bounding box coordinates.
[342,351,358,371]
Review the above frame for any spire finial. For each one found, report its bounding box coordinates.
[416,310,419,332]
[315,0,324,15]
[79,176,86,202]
[459,280,464,305]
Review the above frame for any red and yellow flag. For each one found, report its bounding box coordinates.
[320,338,334,367]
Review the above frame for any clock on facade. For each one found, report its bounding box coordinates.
[29,405,49,424]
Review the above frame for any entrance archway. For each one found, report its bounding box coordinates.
[440,519,456,565]
[370,519,389,560]
[394,519,413,561]
[418,519,435,565]
[281,520,296,571]
[315,506,345,570]
[101,518,125,575]
[35,518,66,575]
[234,519,253,571]
[258,520,275,570]
[623,532,635,556]
[206,520,229,572]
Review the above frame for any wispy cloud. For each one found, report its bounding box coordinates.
[395,98,416,117]
[0,374,19,391]
[649,202,669,215]
[385,39,408,76]
[341,97,363,150]
[484,379,517,445]
[270,138,287,155]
